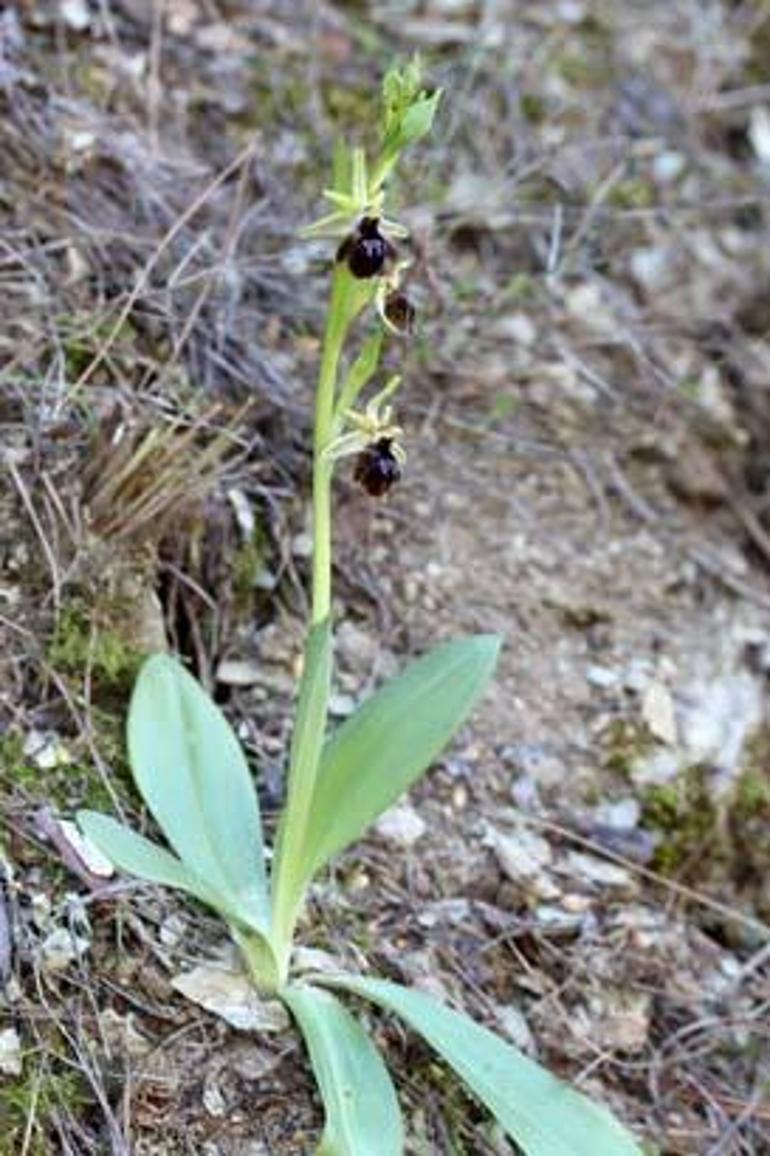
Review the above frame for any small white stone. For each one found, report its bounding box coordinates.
[328,693,356,717]
[60,0,90,30]
[39,927,90,973]
[630,246,672,293]
[642,682,678,745]
[0,1028,22,1076]
[291,532,313,558]
[375,803,427,848]
[203,1075,227,1118]
[749,106,770,165]
[653,150,686,183]
[495,1004,536,1053]
[159,914,187,948]
[561,851,635,892]
[586,664,618,689]
[594,798,640,830]
[23,730,71,770]
[492,313,537,346]
[216,659,262,686]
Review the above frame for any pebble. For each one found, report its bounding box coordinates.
[375,802,427,847]
[491,313,537,346]
[216,659,262,686]
[641,682,678,745]
[328,692,357,717]
[560,850,636,894]
[593,797,641,830]
[291,532,313,558]
[0,1028,21,1076]
[336,621,379,672]
[501,743,564,787]
[510,773,542,812]
[38,927,90,973]
[586,664,619,689]
[494,1004,536,1053]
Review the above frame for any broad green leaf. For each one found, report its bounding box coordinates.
[77,811,225,913]
[127,655,269,931]
[271,620,332,947]
[284,985,403,1156]
[305,636,500,877]
[79,814,280,986]
[324,976,642,1156]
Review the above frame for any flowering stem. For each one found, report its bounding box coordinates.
[311,269,346,625]
[311,267,372,625]
[270,268,368,985]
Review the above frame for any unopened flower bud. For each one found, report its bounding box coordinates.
[383,291,416,335]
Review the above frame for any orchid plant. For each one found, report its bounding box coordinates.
[78,60,642,1156]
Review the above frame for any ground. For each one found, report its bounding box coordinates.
[1,1,770,1153]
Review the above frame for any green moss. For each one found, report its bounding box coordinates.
[48,602,142,690]
[734,767,770,814]
[607,179,657,210]
[730,729,770,897]
[232,525,271,607]
[410,1062,484,1154]
[642,749,770,887]
[247,67,312,129]
[0,728,120,812]
[642,766,721,875]
[520,92,546,124]
[0,1063,89,1156]
[555,19,614,91]
[0,732,36,793]
[557,52,612,89]
[602,719,655,778]
[59,315,138,378]
[500,272,536,304]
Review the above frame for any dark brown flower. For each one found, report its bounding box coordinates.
[353,436,403,496]
[337,217,395,279]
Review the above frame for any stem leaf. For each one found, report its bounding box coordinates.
[321,976,642,1156]
[284,984,404,1156]
[306,635,500,878]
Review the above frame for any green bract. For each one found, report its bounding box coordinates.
[78,57,643,1156]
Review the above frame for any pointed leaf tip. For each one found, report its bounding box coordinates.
[322,976,642,1156]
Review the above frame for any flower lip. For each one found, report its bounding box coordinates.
[354,436,404,497]
[337,217,396,279]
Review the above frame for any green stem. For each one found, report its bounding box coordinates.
[311,268,349,625]
[270,268,365,985]
[232,926,281,993]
